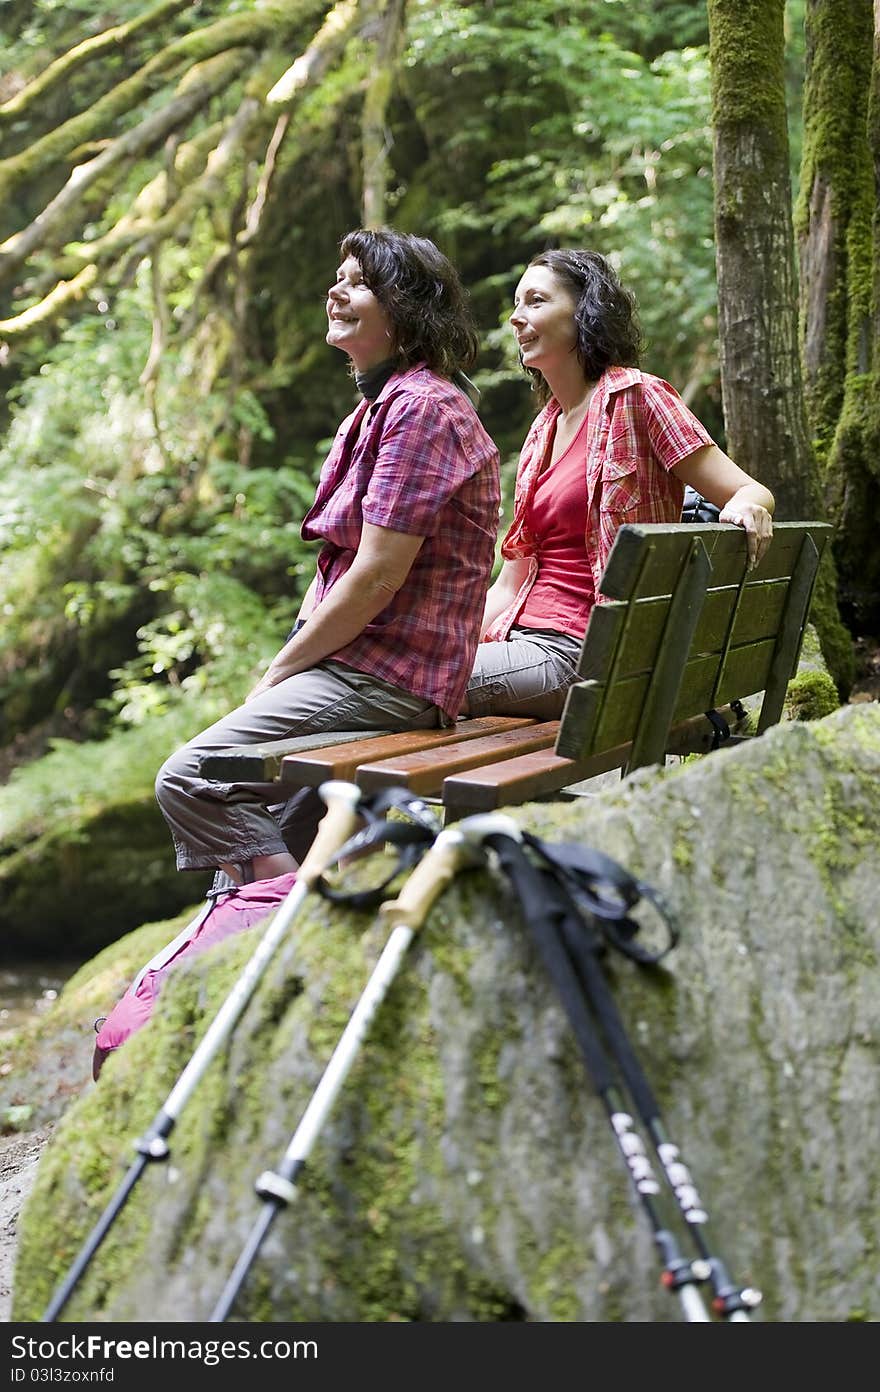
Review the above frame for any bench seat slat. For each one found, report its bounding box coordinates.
[443,706,747,813]
[199,717,533,786]
[356,722,560,795]
[200,729,393,783]
[278,716,536,788]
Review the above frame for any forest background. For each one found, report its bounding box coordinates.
[1,0,878,959]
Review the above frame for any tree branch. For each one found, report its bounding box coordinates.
[0,0,318,208]
[0,50,252,287]
[34,127,223,287]
[140,245,175,471]
[179,0,363,333]
[0,266,98,337]
[0,0,361,346]
[266,0,359,105]
[239,112,291,248]
[0,0,192,126]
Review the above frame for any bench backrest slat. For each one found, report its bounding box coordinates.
[561,639,789,760]
[579,579,794,684]
[556,520,831,769]
[599,522,824,597]
[626,536,712,769]
[755,531,824,732]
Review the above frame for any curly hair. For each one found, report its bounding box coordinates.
[339,227,480,377]
[523,249,643,402]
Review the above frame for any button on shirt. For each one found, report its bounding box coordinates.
[301,363,501,720]
[483,367,713,642]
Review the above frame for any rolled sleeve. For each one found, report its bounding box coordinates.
[361,396,479,537]
[642,377,714,472]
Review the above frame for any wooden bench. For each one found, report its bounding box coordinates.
[200,521,831,819]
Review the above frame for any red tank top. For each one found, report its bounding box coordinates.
[516,413,594,637]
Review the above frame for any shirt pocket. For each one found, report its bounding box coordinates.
[601,456,642,513]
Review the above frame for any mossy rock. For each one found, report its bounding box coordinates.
[783,624,841,722]
[0,797,212,958]
[12,705,880,1323]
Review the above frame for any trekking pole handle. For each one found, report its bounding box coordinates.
[457,811,524,850]
[298,781,363,887]
[379,824,483,930]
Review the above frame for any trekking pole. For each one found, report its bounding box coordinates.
[455,813,760,1323]
[208,818,478,1322]
[43,779,364,1323]
[550,877,760,1321]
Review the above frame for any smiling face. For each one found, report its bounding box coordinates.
[509,264,580,377]
[326,256,395,372]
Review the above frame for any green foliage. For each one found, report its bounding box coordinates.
[0,712,198,849]
[0,263,320,743]
[401,0,719,435]
[101,570,282,726]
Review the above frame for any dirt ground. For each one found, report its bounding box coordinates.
[850,634,880,703]
[0,1125,55,1322]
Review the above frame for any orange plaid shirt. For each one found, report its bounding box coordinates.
[483,367,713,641]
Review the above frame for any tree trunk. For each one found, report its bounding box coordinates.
[797,1,873,452]
[708,0,816,515]
[798,0,880,631]
[707,0,854,692]
[361,0,407,227]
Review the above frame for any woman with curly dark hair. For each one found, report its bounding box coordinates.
[462,247,775,720]
[156,227,500,882]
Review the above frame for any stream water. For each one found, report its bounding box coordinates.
[0,961,85,1036]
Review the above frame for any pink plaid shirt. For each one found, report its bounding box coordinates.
[301,364,500,719]
[483,366,713,641]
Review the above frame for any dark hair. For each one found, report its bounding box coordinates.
[339,227,480,376]
[523,249,642,402]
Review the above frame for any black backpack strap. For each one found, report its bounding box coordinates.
[703,707,731,750]
[314,786,441,911]
[522,833,679,965]
[482,834,618,1096]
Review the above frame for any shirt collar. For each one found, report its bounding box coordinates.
[367,360,427,410]
[601,365,642,397]
[543,365,643,422]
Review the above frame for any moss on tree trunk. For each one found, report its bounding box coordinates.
[708,0,855,694]
[796,0,880,634]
